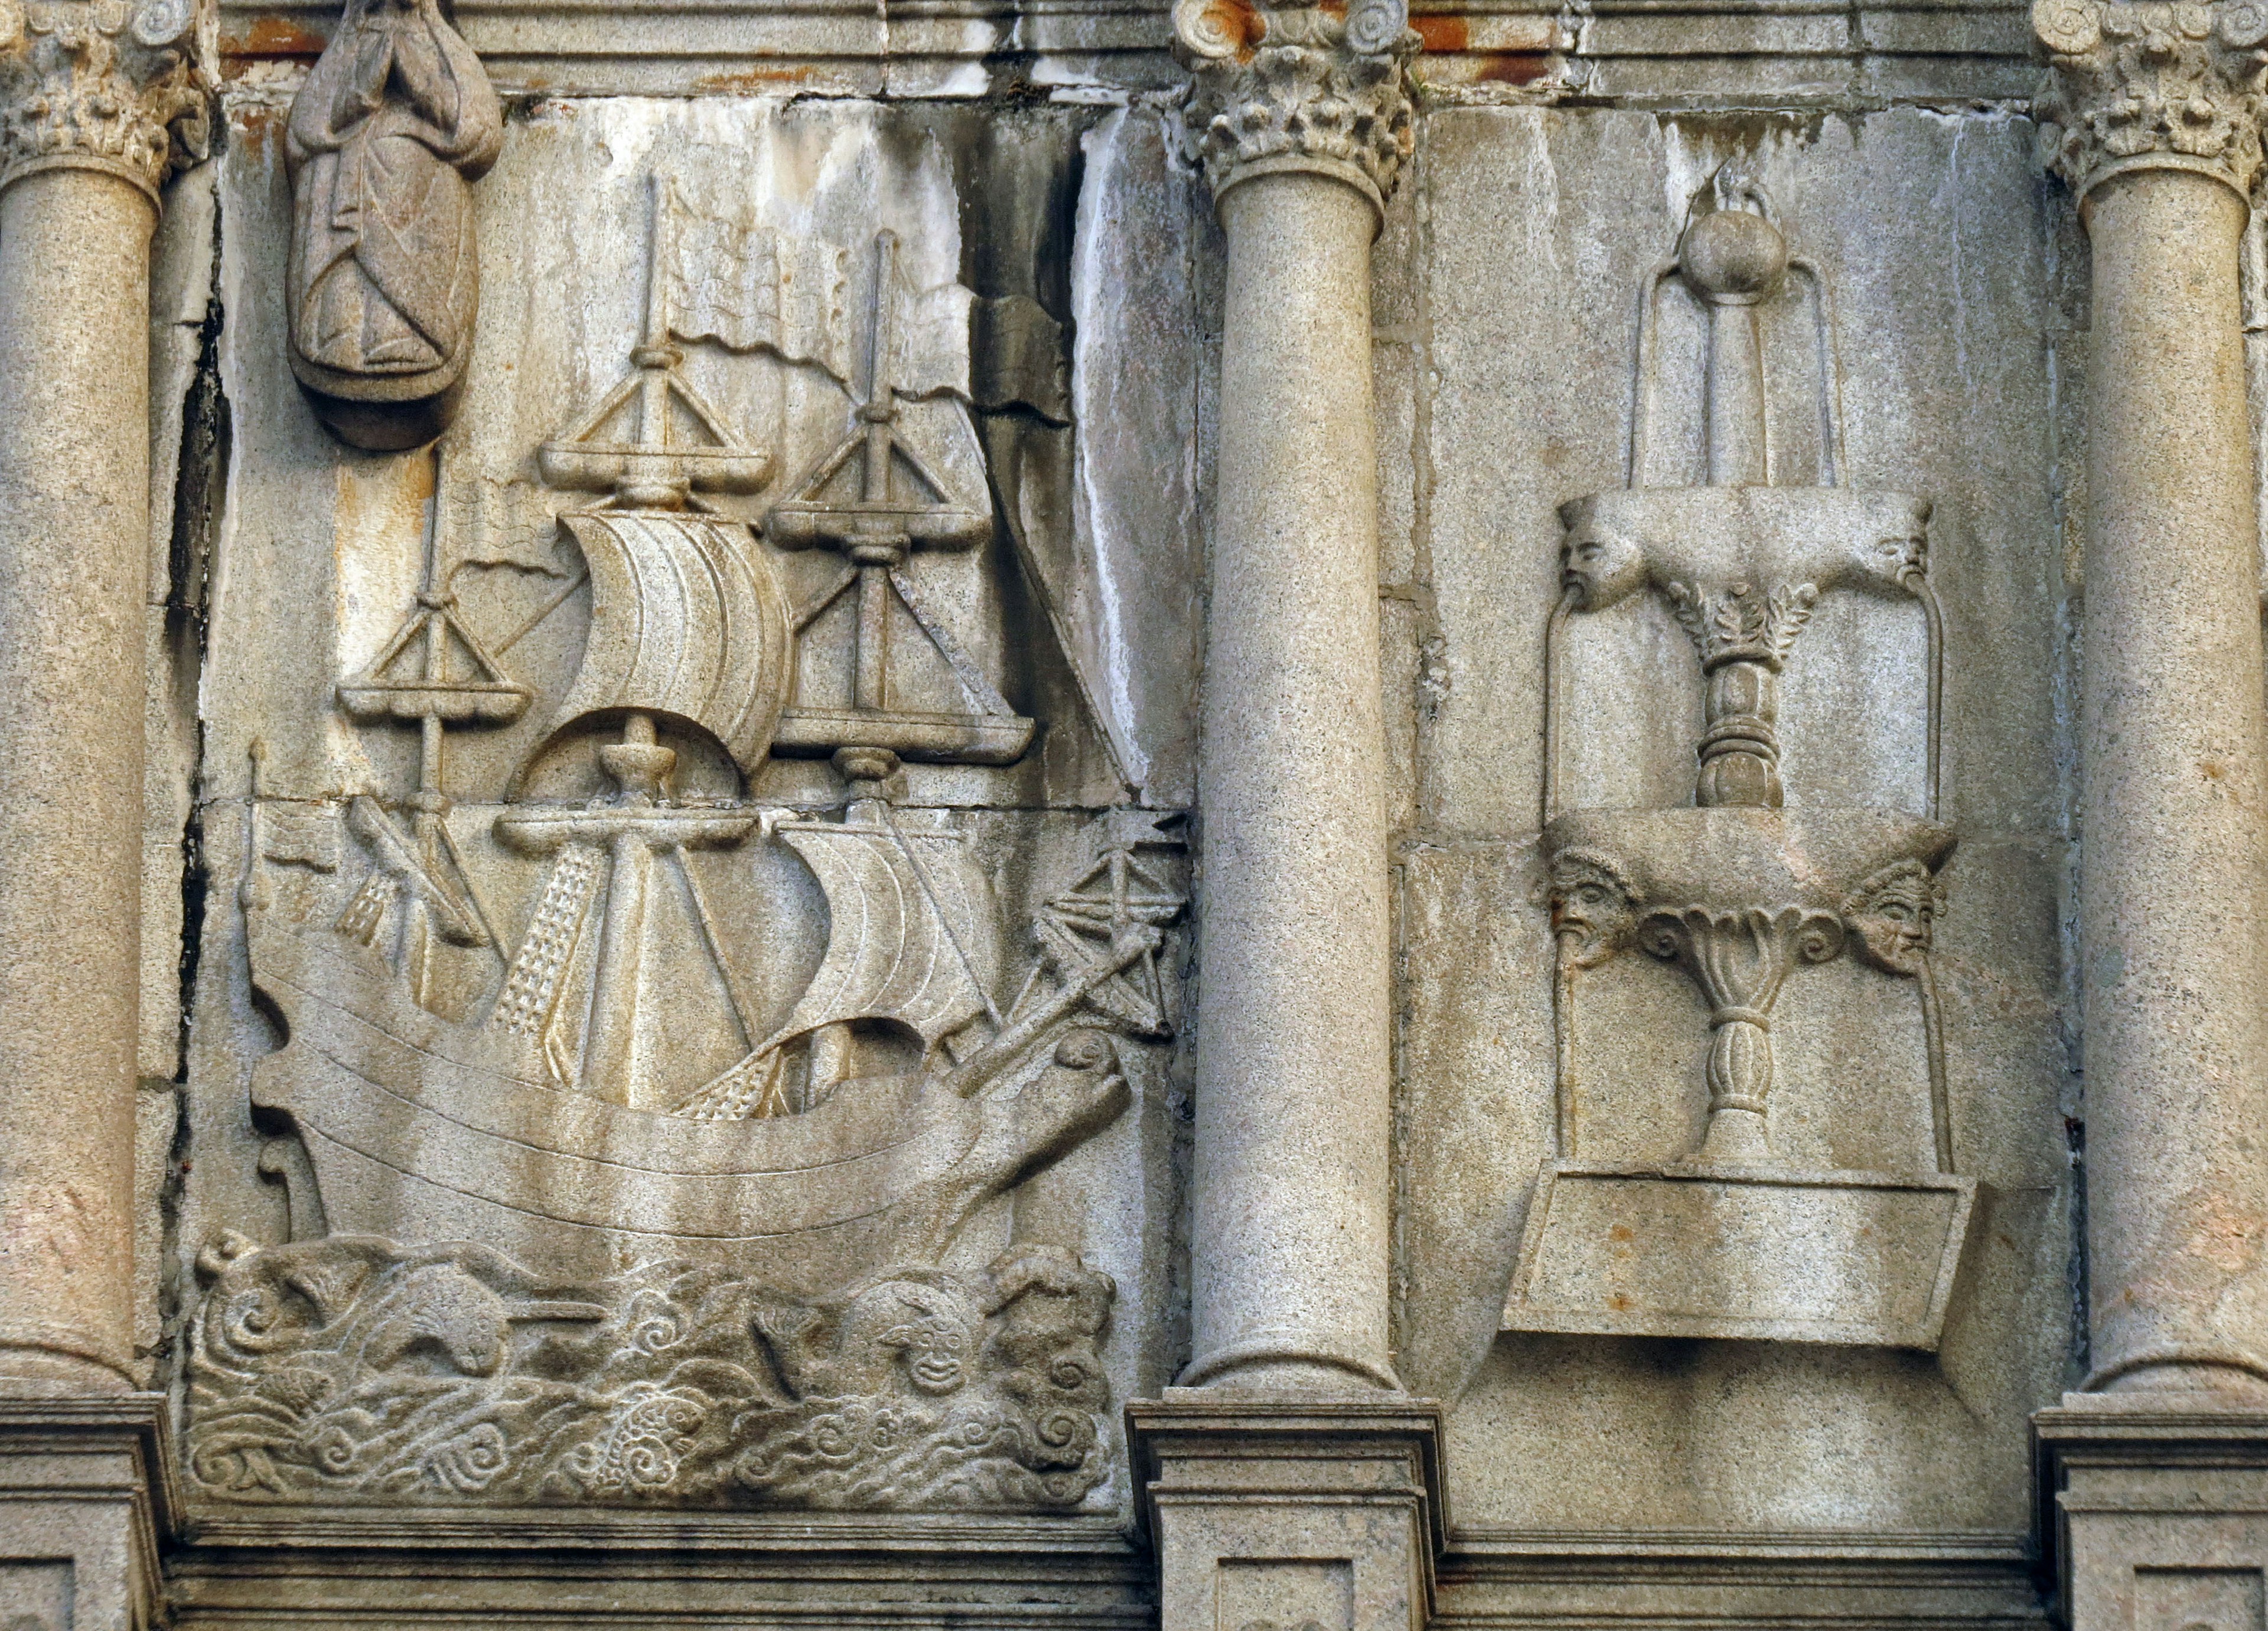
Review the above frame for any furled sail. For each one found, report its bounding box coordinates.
[539,511,790,777]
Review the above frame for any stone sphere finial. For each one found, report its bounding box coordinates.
[1679,198,1789,305]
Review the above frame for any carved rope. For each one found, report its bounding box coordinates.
[1172,0,1418,213]
[0,0,210,201]
[2033,0,2268,198]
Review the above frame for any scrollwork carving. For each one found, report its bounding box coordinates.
[1174,0,1418,211]
[0,0,211,201]
[1640,904,1845,1163]
[2033,0,2268,197]
[188,1232,1118,1511]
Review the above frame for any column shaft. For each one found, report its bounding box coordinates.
[0,167,158,1391]
[1188,170,1397,1391]
[2079,170,2268,1392]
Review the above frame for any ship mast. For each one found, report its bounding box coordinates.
[496,175,786,1108]
[335,446,527,1002]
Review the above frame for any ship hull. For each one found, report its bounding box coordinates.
[248,917,1126,1293]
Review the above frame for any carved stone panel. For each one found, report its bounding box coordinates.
[1504,170,1970,1352]
[185,95,1199,1520]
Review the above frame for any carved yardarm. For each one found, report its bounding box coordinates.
[1173,0,1418,211]
[187,1233,1116,1510]
[2032,0,2268,197]
[285,0,501,448]
[0,0,211,199]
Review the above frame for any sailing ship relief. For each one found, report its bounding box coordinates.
[240,177,1185,1304]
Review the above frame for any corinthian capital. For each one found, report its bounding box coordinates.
[0,0,213,202]
[2033,0,2268,197]
[1174,0,1418,216]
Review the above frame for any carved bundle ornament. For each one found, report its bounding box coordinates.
[1171,0,1418,213]
[2033,0,2268,197]
[0,0,211,200]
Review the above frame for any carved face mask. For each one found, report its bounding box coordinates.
[1843,862,1940,975]
[870,1287,982,1396]
[1548,850,1640,968]
[1560,519,1648,610]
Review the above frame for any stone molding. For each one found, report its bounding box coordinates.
[0,1394,178,1631]
[1126,1395,1447,1631]
[0,0,211,202]
[2034,1397,2268,1631]
[1172,0,1417,217]
[2033,0,2268,199]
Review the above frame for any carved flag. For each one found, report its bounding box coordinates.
[657,183,855,382]
[655,181,975,402]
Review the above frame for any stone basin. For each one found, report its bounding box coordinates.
[1543,806,1954,910]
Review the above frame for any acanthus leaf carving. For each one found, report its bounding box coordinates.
[1174,0,1418,210]
[2033,0,2268,197]
[0,0,212,201]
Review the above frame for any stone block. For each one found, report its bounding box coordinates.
[1501,1160,1977,1349]
[0,1397,174,1631]
[2036,1399,2268,1631]
[1126,1396,1445,1631]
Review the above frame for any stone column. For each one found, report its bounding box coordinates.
[2033,5,2268,1626]
[1130,8,1442,1629]
[0,3,203,1613]
[0,0,206,1400]
[1174,0,1415,1399]
[2036,0,2268,1402]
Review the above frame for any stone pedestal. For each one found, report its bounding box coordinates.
[1128,1397,1445,1631]
[2036,1398,2268,1631]
[0,1396,175,1631]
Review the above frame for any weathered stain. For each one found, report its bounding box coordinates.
[692,62,815,93]
[232,103,282,155]
[221,14,326,59]
[1188,0,1265,61]
[1474,51,1551,85]
[1413,14,1467,53]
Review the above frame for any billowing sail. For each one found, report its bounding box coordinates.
[540,511,790,777]
[774,814,998,1046]
[677,809,999,1119]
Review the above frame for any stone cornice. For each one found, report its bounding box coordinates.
[0,0,213,201]
[1174,0,1417,216]
[2034,0,2268,198]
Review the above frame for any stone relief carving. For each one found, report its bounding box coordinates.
[203,163,1181,1512]
[189,1229,1115,1508]
[285,0,502,449]
[0,0,211,197]
[1172,0,1418,207]
[2032,0,2268,197]
[1506,171,1973,1353]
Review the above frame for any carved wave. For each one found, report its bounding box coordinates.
[187,1235,1116,1512]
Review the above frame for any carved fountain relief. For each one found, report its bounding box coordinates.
[1501,170,1973,1352]
[195,152,1179,1512]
